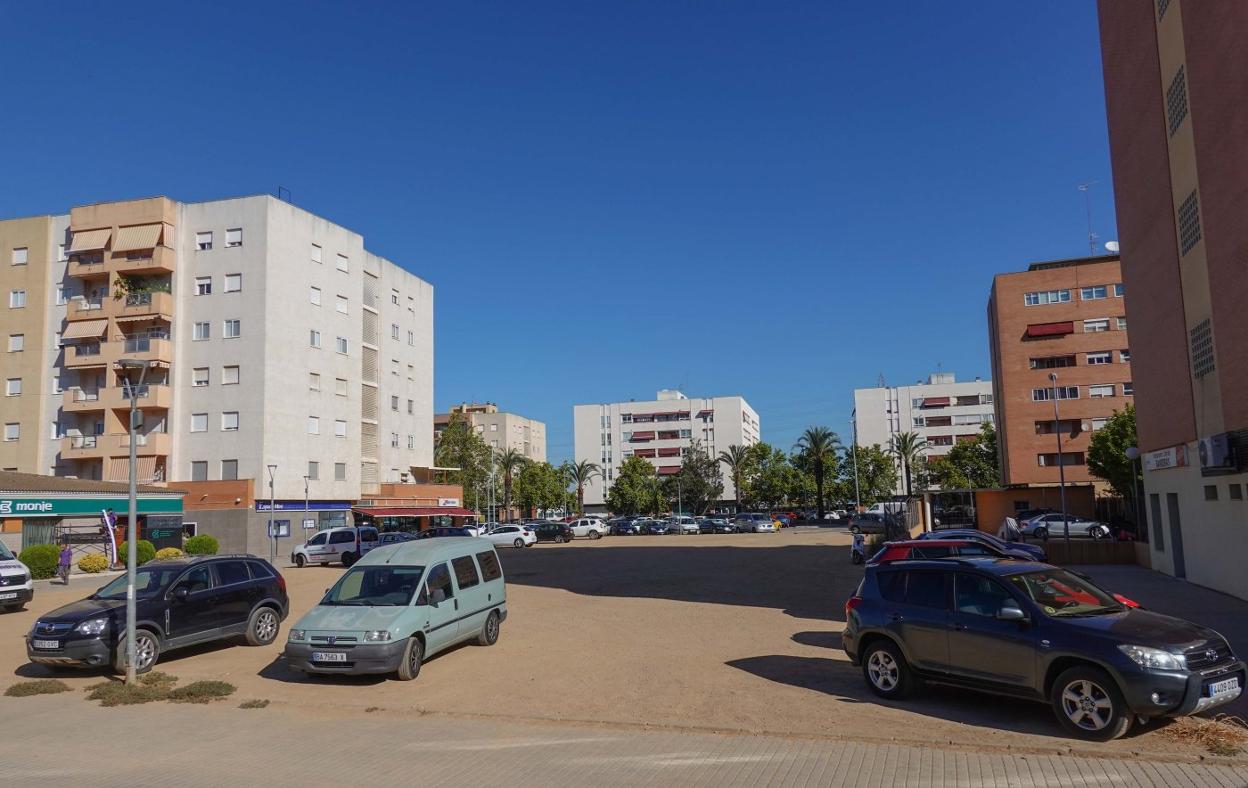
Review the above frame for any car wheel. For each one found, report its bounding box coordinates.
[114,628,161,675]
[513,538,524,548]
[395,637,424,681]
[1051,666,1132,741]
[1091,526,1108,540]
[341,552,356,567]
[861,640,913,699]
[1033,527,1048,540]
[245,606,281,646]
[590,531,602,540]
[477,610,501,646]
[294,554,306,568]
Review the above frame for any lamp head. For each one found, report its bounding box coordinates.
[1125,446,1140,460]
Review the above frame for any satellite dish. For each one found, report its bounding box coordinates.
[1105,241,1120,253]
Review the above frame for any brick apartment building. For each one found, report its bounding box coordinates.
[1098,0,1248,598]
[987,255,1133,488]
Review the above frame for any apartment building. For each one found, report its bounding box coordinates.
[987,254,1132,488]
[0,195,433,507]
[853,373,994,494]
[573,390,760,511]
[1099,1,1248,597]
[434,402,546,462]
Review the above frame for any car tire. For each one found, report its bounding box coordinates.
[341,552,356,567]
[477,610,501,646]
[245,606,281,646]
[395,637,423,681]
[1091,526,1108,540]
[114,628,161,675]
[1050,665,1132,741]
[1033,527,1048,540]
[861,639,913,700]
[513,538,524,548]
[4,603,25,613]
[589,531,602,540]
[294,554,306,568]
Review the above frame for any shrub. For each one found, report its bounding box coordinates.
[5,679,71,697]
[78,553,110,573]
[167,680,235,704]
[118,540,156,566]
[18,544,59,580]
[154,547,185,561]
[184,535,219,556]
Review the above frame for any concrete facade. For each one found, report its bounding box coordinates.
[573,390,760,509]
[434,402,547,462]
[987,255,1132,488]
[853,373,994,494]
[1099,0,1248,598]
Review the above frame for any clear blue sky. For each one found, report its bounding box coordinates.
[0,1,1115,463]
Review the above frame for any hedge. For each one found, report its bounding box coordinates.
[154,547,185,561]
[78,553,110,573]
[184,535,219,556]
[18,544,59,580]
[118,540,156,566]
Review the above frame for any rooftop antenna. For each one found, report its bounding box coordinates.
[877,373,887,389]
[1078,182,1099,256]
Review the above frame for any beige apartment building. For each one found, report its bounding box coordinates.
[434,402,546,462]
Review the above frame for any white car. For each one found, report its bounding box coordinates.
[668,516,699,534]
[0,541,33,612]
[461,523,491,537]
[483,524,537,548]
[568,518,608,539]
[292,526,380,567]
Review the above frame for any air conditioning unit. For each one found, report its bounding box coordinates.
[1198,433,1235,472]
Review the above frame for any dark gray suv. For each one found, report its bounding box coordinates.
[843,557,1245,741]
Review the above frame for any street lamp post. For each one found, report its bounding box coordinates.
[116,358,150,685]
[267,465,277,562]
[303,474,310,538]
[1126,446,1145,542]
[1049,372,1071,543]
[850,414,862,511]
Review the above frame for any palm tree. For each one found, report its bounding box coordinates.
[495,448,526,521]
[795,426,840,520]
[717,445,750,513]
[889,431,931,498]
[567,460,601,515]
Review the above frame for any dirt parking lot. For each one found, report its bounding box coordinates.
[0,530,1213,759]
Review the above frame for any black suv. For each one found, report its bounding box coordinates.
[843,557,1245,741]
[26,554,288,675]
[533,522,574,543]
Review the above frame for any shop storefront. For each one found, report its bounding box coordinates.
[255,500,352,536]
[353,506,476,533]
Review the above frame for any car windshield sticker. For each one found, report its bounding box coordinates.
[1044,605,1057,614]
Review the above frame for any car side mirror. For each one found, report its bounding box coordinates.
[996,604,1026,622]
[172,586,190,602]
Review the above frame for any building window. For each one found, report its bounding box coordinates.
[1,423,16,441]
[222,366,240,385]
[7,334,23,352]
[196,231,213,250]
[221,459,239,480]
[1080,285,1108,301]
[335,336,348,355]
[1120,349,1131,363]
[225,228,242,248]
[190,461,208,481]
[391,290,399,305]
[1086,351,1112,365]
[5,378,21,396]
[334,462,347,481]
[1088,384,1115,399]
[1114,283,1124,298]
[1030,355,1076,369]
[335,378,348,396]
[309,286,321,305]
[1190,319,1215,378]
[311,244,322,264]
[1032,386,1078,401]
[309,329,321,348]
[191,413,208,432]
[1205,485,1219,501]
[407,399,413,414]
[334,420,347,438]
[391,324,400,340]
[1037,452,1085,467]
[1166,66,1188,136]
[1117,317,1127,331]
[1231,484,1244,501]
[1122,382,1134,396]
[307,461,319,480]
[390,432,399,448]
[223,319,240,338]
[1023,289,1070,306]
[11,247,27,265]
[193,322,210,341]
[55,285,67,305]
[406,363,414,380]
[195,276,212,295]
[407,330,414,346]
[192,368,209,387]
[1083,319,1110,333]
[221,411,240,431]
[9,290,26,308]
[1090,417,1108,431]
[224,273,242,292]
[57,243,66,262]
[336,253,349,272]
[336,295,348,314]
[391,395,399,411]
[1178,190,1201,255]
[309,372,321,391]
[307,416,320,435]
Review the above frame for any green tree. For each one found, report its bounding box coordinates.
[889,431,931,498]
[663,442,724,515]
[434,413,493,513]
[607,456,663,515]
[794,427,840,518]
[716,445,750,512]
[514,461,569,518]
[495,448,527,521]
[744,444,798,509]
[842,444,898,506]
[567,460,601,515]
[926,423,1001,490]
[1088,405,1140,498]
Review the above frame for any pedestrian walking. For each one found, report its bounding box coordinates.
[58,541,73,585]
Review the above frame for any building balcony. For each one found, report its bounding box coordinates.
[60,432,172,461]
[64,342,107,369]
[67,256,107,278]
[111,290,173,320]
[61,435,106,460]
[62,389,104,413]
[112,245,175,275]
[64,384,172,413]
[66,299,107,320]
[62,338,173,370]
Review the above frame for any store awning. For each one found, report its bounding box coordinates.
[1027,321,1075,338]
[657,465,682,475]
[69,228,111,252]
[630,431,655,441]
[696,409,713,416]
[354,507,476,517]
[61,319,108,340]
[657,448,681,457]
[112,224,163,252]
[106,456,158,484]
[116,314,170,324]
[920,397,950,407]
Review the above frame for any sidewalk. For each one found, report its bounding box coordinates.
[4,695,1246,787]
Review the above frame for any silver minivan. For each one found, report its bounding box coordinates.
[282,538,506,680]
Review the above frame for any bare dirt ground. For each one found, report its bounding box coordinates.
[0,529,1229,763]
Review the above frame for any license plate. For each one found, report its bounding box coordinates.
[1209,677,1240,697]
[0,592,16,600]
[311,651,347,662]
[32,640,59,650]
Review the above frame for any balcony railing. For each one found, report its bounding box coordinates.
[73,344,102,357]
[69,435,99,449]
[125,292,153,307]
[72,389,100,402]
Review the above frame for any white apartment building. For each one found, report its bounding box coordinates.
[573,390,760,511]
[435,402,546,462]
[852,373,994,494]
[1,195,434,504]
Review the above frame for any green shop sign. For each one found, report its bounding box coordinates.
[0,496,183,518]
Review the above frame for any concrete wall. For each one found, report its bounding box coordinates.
[973,485,1097,533]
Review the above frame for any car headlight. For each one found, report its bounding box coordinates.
[1119,644,1185,670]
[363,630,392,642]
[288,628,305,641]
[75,617,108,636]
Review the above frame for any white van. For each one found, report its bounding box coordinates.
[866,501,907,516]
[291,526,379,568]
[0,541,33,612]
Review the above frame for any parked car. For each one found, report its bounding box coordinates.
[292,526,380,568]
[843,557,1244,740]
[733,513,777,533]
[1015,508,1057,523]
[869,538,1032,564]
[378,532,417,545]
[283,539,506,680]
[1020,513,1110,540]
[866,501,907,517]
[696,517,730,534]
[482,525,536,548]
[712,518,740,533]
[847,513,891,535]
[568,518,608,539]
[641,520,671,535]
[27,554,288,675]
[417,527,476,540]
[610,519,640,536]
[772,513,792,528]
[533,522,575,543]
[823,511,842,521]
[668,516,700,534]
[0,541,33,613]
[916,529,1048,562]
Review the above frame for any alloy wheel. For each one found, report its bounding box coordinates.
[867,650,898,691]
[135,634,157,670]
[1061,679,1114,731]
[255,610,278,642]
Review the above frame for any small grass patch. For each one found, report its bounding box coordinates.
[5,679,72,697]
[166,680,236,704]
[85,679,169,707]
[239,699,270,710]
[83,672,234,707]
[365,706,381,713]
[1160,715,1248,757]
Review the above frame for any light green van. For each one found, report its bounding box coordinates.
[282,538,507,680]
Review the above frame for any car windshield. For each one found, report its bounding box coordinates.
[1008,569,1123,617]
[93,565,185,600]
[322,565,426,606]
[0,542,14,560]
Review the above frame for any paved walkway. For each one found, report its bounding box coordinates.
[4,695,1245,787]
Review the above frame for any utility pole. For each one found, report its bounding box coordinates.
[116,358,149,685]
[1049,373,1071,543]
[267,465,278,561]
[850,413,861,511]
